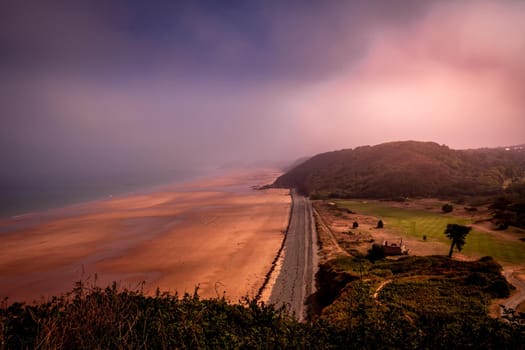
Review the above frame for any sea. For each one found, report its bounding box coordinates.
[0,169,206,219]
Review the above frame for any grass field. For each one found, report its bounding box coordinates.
[336,200,525,265]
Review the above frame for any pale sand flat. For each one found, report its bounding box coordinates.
[0,169,290,303]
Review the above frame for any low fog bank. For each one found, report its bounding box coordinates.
[2,1,524,214]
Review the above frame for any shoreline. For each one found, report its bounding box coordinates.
[256,189,294,302]
[0,168,291,303]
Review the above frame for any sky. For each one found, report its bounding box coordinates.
[1,0,525,187]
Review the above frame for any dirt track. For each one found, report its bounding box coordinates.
[268,190,318,321]
[501,269,525,315]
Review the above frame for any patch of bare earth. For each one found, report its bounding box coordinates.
[312,207,349,263]
[472,221,525,241]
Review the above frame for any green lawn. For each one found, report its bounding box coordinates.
[336,200,525,265]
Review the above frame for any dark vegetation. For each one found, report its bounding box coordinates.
[3,256,523,349]
[315,255,524,349]
[367,244,386,262]
[274,141,525,199]
[444,223,472,258]
[442,203,454,213]
[1,283,317,349]
[490,182,525,229]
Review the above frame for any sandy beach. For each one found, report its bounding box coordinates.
[0,169,290,303]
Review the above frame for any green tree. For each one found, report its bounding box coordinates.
[367,244,385,262]
[445,224,472,258]
[442,203,453,213]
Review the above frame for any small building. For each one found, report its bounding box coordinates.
[382,239,409,255]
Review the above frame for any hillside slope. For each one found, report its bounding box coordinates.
[273,141,525,198]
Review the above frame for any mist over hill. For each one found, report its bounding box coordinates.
[273,141,525,198]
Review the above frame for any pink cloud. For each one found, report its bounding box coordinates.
[284,1,525,150]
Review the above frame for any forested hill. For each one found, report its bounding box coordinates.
[273,141,525,198]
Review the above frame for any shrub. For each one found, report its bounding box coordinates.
[0,283,321,349]
[487,278,512,298]
[466,272,490,286]
[367,244,386,262]
[442,203,454,213]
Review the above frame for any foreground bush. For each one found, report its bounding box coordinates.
[1,279,524,349]
[1,281,320,349]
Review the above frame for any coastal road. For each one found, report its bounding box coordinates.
[269,190,318,321]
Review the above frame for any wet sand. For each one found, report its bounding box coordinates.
[0,169,290,303]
